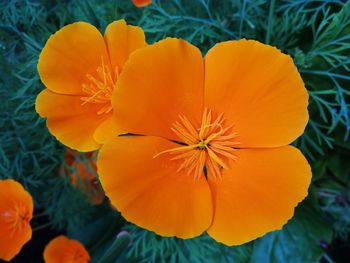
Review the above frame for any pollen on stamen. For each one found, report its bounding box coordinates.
[154,109,240,180]
[80,56,119,115]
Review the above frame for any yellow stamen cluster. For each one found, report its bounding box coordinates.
[81,57,119,115]
[155,108,240,179]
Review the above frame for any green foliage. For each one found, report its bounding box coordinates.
[252,193,332,263]
[1,0,350,262]
[125,226,253,263]
[123,192,332,263]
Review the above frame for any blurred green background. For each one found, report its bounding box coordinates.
[1,0,350,262]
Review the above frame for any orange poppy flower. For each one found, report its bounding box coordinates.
[44,235,90,263]
[36,20,147,152]
[131,0,152,7]
[0,179,33,261]
[61,149,104,205]
[97,38,312,245]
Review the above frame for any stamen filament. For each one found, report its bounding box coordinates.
[80,56,118,114]
[206,147,228,169]
[153,144,200,159]
[209,146,237,160]
[179,115,199,140]
[204,124,224,144]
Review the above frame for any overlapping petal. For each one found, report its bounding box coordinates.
[104,19,146,72]
[112,38,204,140]
[93,116,123,144]
[36,89,108,151]
[205,40,309,148]
[97,135,213,238]
[207,146,311,245]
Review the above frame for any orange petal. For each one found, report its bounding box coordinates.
[205,40,309,147]
[43,235,90,263]
[0,179,33,261]
[104,20,146,72]
[131,0,152,7]
[93,115,123,144]
[36,89,108,151]
[38,22,109,95]
[98,135,212,238]
[112,38,204,140]
[207,146,311,245]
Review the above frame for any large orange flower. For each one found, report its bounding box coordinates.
[97,38,312,245]
[44,235,90,263]
[36,20,147,151]
[0,179,33,261]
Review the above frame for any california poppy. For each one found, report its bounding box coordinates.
[97,38,311,245]
[44,235,90,263]
[61,149,104,205]
[0,179,33,261]
[36,20,147,152]
[131,0,152,7]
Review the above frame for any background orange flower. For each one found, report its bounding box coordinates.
[43,235,90,263]
[36,20,147,152]
[132,0,152,7]
[0,179,33,261]
[98,38,311,245]
[61,149,105,205]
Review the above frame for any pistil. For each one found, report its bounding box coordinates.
[154,109,240,179]
[2,204,31,234]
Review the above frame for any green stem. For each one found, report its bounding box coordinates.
[33,211,47,218]
[32,222,53,232]
[323,254,335,263]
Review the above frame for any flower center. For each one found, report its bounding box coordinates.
[1,204,31,234]
[72,251,88,262]
[154,108,240,180]
[81,57,119,115]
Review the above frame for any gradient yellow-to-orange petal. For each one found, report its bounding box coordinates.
[131,0,152,7]
[36,89,108,151]
[112,38,204,140]
[93,115,123,144]
[43,235,90,263]
[98,135,213,238]
[104,20,146,72]
[206,146,311,246]
[38,22,109,95]
[205,40,309,148]
[0,179,33,261]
